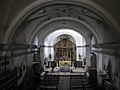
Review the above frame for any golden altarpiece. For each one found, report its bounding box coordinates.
[54,37,76,67]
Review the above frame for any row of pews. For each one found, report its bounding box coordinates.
[36,72,99,90]
[38,74,59,90]
[70,75,94,90]
[0,71,17,90]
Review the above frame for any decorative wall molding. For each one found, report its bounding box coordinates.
[25,4,104,26]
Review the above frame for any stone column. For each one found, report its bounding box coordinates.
[97,51,103,72]
[86,35,92,71]
[86,46,91,71]
[96,52,103,86]
[26,54,33,69]
[38,35,45,71]
[39,46,44,70]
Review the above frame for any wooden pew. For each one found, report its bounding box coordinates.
[40,75,59,90]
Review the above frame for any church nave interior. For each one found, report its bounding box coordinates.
[0,0,120,90]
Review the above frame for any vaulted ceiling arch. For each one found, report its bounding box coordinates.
[3,0,119,44]
[29,17,99,45]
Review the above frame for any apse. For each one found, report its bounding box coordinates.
[44,29,86,61]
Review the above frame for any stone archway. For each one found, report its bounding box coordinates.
[3,0,119,44]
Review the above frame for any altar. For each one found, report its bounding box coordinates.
[59,61,71,67]
[59,61,71,72]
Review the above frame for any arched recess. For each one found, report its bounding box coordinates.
[44,29,86,62]
[20,16,99,71]
[29,17,99,45]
